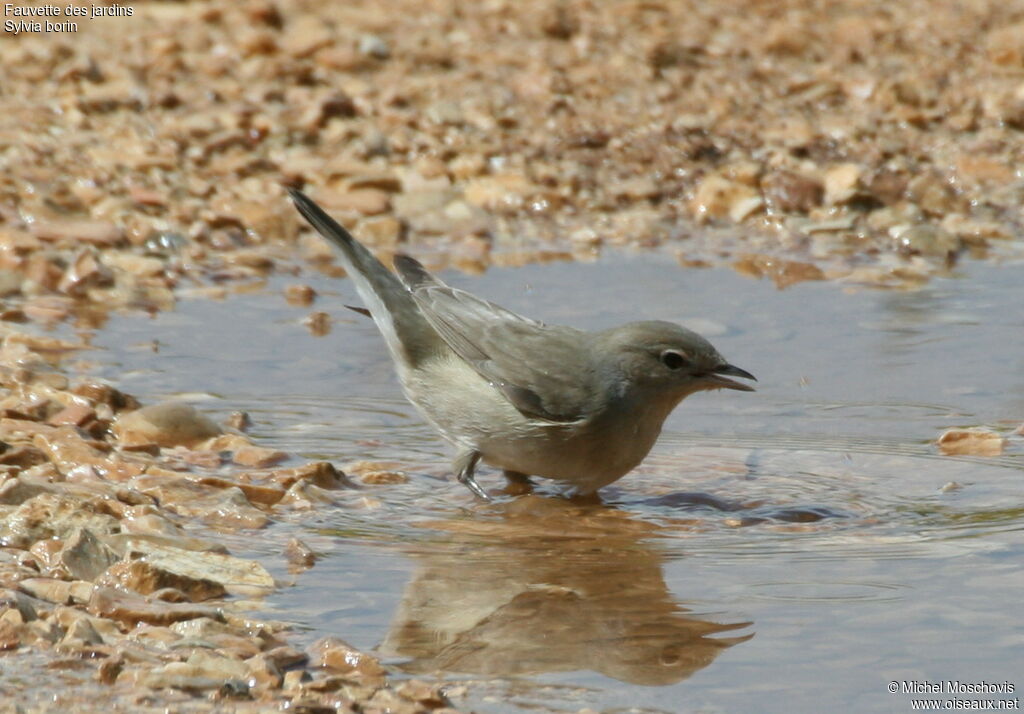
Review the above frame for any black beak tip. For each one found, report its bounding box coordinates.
[716,363,757,382]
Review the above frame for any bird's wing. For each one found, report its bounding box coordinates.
[393,255,602,423]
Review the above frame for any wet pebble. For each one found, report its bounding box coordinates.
[284,284,317,307]
[284,537,317,572]
[113,402,223,448]
[308,636,387,685]
[936,428,1006,456]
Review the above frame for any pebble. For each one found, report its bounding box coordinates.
[761,171,823,214]
[823,163,863,206]
[690,174,759,223]
[308,636,387,685]
[284,537,317,571]
[284,284,317,307]
[113,402,223,448]
[936,428,1006,456]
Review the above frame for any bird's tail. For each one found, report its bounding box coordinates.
[287,188,438,366]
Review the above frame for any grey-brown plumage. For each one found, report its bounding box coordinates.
[289,188,755,500]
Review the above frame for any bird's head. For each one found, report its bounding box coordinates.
[597,320,756,405]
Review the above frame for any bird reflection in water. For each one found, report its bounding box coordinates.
[380,495,752,686]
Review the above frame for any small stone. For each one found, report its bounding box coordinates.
[282,669,311,691]
[541,3,579,39]
[245,652,283,690]
[447,154,486,180]
[690,174,759,222]
[0,617,23,650]
[113,402,222,448]
[58,249,112,296]
[463,174,534,211]
[823,163,863,205]
[31,220,124,247]
[0,474,53,505]
[231,445,288,468]
[18,578,75,605]
[396,679,450,708]
[0,269,24,298]
[986,22,1024,66]
[284,537,316,571]
[907,173,959,216]
[47,404,97,428]
[59,615,104,647]
[259,461,352,490]
[890,224,960,257]
[69,581,95,604]
[359,470,408,485]
[358,215,403,248]
[955,156,1014,186]
[97,560,227,601]
[393,188,458,220]
[121,539,274,596]
[326,189,391,216]
[308,636,386,684]
[609,176,660,201]
[0,493,119,549]
[303,311,332,336]
[120,506,184,532]
[73,382,139,412]
[282,14,333,57]
[346,172,402,193]
[0,446,47,470]
[190,475,284,507]
[729,195,764,222]
[761,171,823,214]
[284,284,317,307]
[426,100,464,125]
[264,645,308,670]
[87,586,225,626]
[166,486,271,529]
[59,527,120,581]
[301,91,358,130]
[198,433,253,452]
[358,33,390,59]
[33,426,146,481]
[96,655,124,684]
[937,428,1006,456]
[732,254,825,289]
[280,480,339,509]
[225,411,253,432]
[127,185,167,207]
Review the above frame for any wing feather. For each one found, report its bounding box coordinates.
[393,255,600,422]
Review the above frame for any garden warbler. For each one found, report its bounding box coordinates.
[289,188,755,500]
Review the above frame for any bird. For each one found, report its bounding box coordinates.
[288,188,755,500]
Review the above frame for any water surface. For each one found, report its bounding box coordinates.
[85,252,1024,713]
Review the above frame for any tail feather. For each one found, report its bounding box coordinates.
[393,254,443,290]
[288,188,439,366]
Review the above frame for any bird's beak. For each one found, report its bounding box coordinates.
[704,363,757,392]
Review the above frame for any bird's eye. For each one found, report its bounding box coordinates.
[660,350,690,370]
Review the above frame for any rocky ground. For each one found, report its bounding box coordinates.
[0,366,460,712]
[2,0,1024,710]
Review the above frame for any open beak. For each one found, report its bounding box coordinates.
[704,363,757,392]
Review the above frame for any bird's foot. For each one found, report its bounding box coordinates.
[457,471,493,501]
[502,470,534,496]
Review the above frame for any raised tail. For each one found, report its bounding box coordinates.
[287,188,440,367]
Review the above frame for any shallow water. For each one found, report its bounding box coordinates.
[84,252,1023,713]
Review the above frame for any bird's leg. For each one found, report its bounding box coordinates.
[452,449,492,501]
[503,470,534,496]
